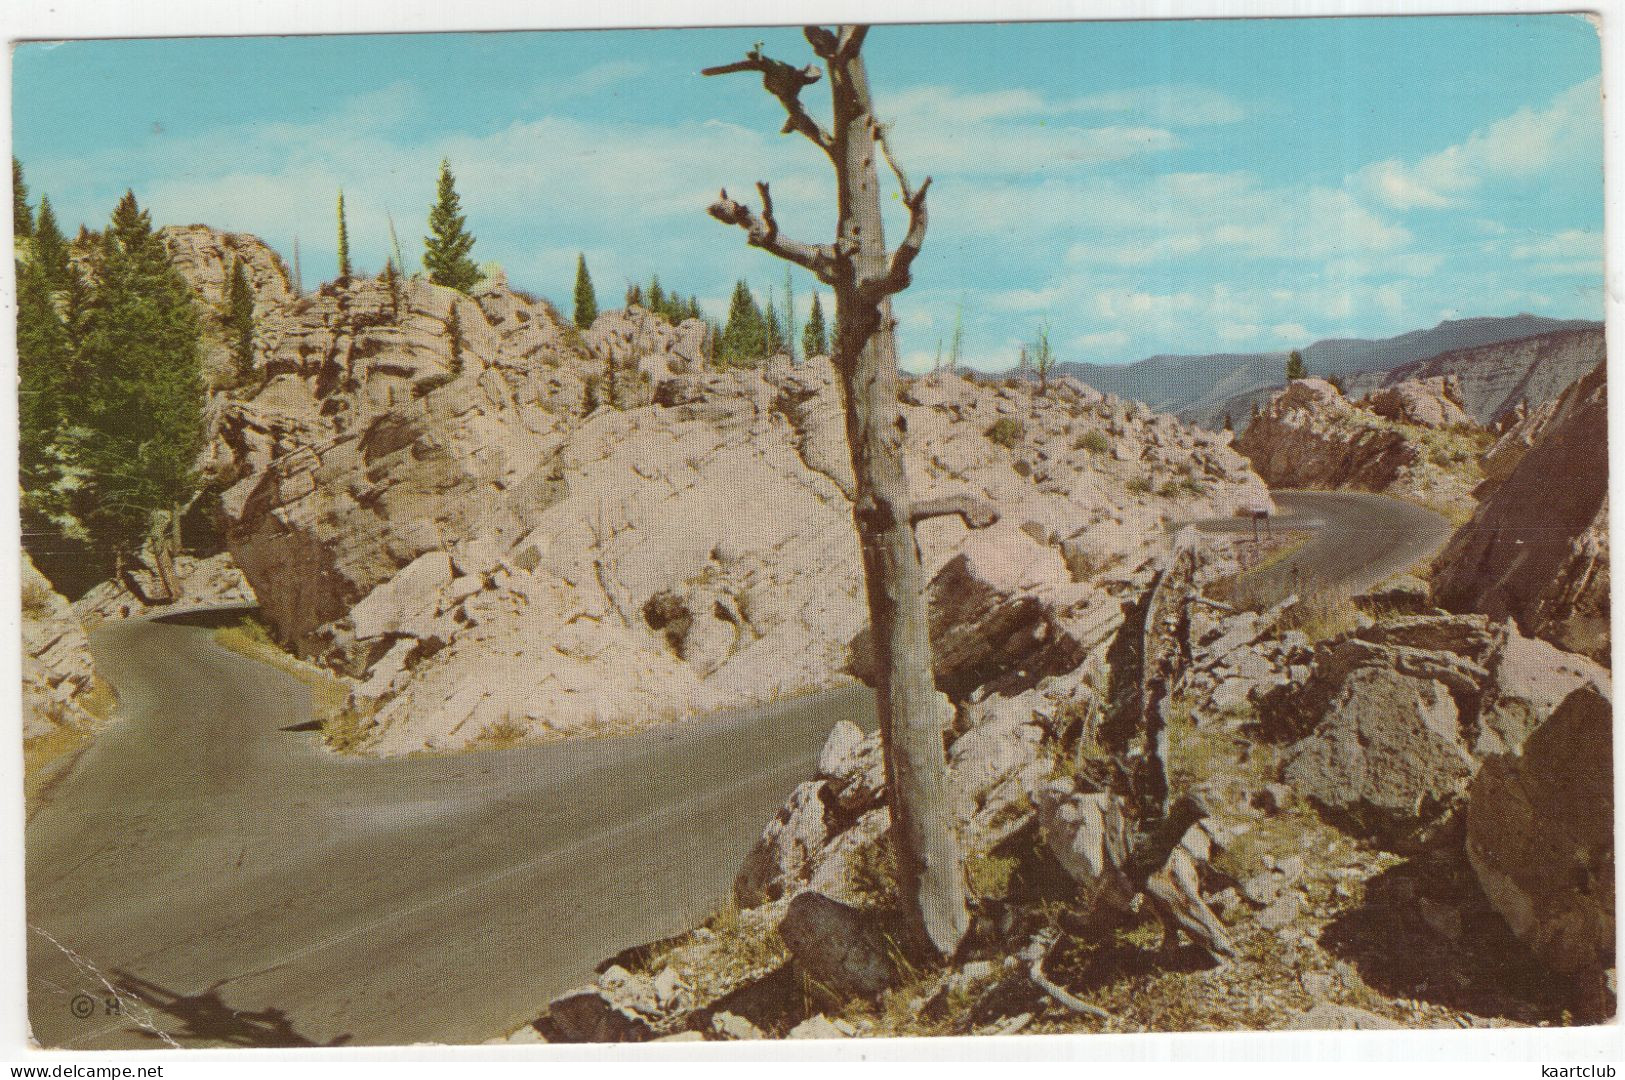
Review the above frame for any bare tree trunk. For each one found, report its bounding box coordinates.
[704,26,995,958]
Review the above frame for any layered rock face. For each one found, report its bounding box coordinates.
[1466,684,1614,987]
[201,238,1269,754]
[1261,613,1609,850]
[1235,376,1488,517]
[22,554,101,741]
[1344,327,1605,427]
[159,225,294,386]
[1431,360,1609,665]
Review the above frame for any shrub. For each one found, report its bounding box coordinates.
[985,417,1023,448]
[1126,474,1154,495]
[1157,476,1209,499]
[1075,428,1111,455]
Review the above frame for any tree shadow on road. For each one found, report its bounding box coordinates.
[110,969,353,1048]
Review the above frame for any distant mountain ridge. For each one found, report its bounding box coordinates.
[1030,314,1601,427]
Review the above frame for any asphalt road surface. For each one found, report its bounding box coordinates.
[26,618,875,1049]
[23,490,1450,1049]
[1190,489,1454,609]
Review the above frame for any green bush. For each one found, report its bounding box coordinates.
[985,417,1024,448]
[1126,474,1154,495]
[1075,428,1111,455]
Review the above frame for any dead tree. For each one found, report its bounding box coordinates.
[706,26,996,958]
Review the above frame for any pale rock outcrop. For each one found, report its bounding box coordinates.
[72,553,257,625]
[1235,377,1487,518]
[1361,376,1470,429]
[1432,359,1609,664]
[22,554,101,741]
[1466,684,1613,985]
[1266,613,1608,848]
[206,257,1270,754]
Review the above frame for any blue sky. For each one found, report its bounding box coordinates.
[11,15,1604,370]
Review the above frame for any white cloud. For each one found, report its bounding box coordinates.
[1355,76,1601,210]
[886,83,1246,129]
[1509,228,1601,260]
[1069,330,1130,351]
[1272,323,1309,342]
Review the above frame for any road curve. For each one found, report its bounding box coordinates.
[1189,489,1455,609]
[25,490,1449,1048]
[26,618,874,1049]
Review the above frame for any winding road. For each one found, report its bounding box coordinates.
[23,489,1452,1048]
[1190,490,1455,609]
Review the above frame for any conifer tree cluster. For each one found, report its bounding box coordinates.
[626,273,703,325]
[715,278,800,368]
[16,166,205,595]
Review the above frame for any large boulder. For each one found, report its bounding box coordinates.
[776,891,897,1000]
[1268,613,1608,848]
[1466,684,1614,986]
[1432,359,1609,664]
[1359,376,1470,429]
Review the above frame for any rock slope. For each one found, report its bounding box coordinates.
[1234,377,1490,519]
[1431,359,1609,664]
[192,231,1270,755]
[1344,327,1605,427]
[22,554,102,742]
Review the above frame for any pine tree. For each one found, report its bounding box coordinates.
[573,253,599,329]
[1285,349,1306,382]
[225,257,256,383]
[76,191,205,575]
[13,157,31,239]
[1223,412,1235,433]
[802,292,828,359]
[764,287,785,357]
[336,190,351,279]
[626,283,644,308]
[948,300,964,372]
[291,236,303,295]
[31,196,69,289]
[719,279,767,367]
[423,159,479,293]
[648,275,665,316]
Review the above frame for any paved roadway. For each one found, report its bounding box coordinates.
[1190,489,1454,609]
[23,490,1451,1048]
[26,617,874,1048]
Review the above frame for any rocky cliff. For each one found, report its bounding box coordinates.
[1431,359,1609,664]
[1344,327,1605,428]
[193,231,1271,755]
[22,553,102,742]
[1233,377,1490,519]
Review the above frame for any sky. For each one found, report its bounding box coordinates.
[10,15,1605,371]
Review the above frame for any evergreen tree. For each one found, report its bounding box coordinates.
[764,287,786,357]
[291,236,303,294]
[719,279,767,367]
[423,159,479,293]
[687,296,702,322]
[1223,412,1235,433]
[31,196,69,289]
[573,253,599,329]
[947,300,964,371]
[336,190,351,279]
[225,257,256,383]
[648,275,665,316]
[75,191,205,573]
[626,283,644,308]
[802,292,828,358]
[1285,348,1306,381]
[13,157,31,239]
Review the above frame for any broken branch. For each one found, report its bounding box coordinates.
[708,187,842,284]
[702,48,834,156]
